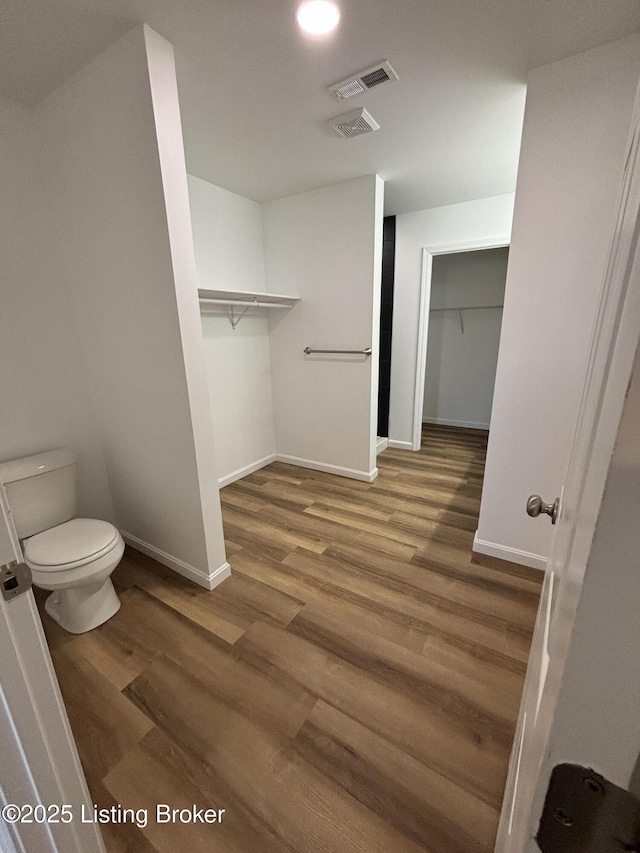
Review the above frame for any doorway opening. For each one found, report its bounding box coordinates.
[412,239,510,452]
[377,215,396,446]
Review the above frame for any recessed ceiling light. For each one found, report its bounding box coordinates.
[296,0,341,36]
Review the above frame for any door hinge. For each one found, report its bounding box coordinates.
[1,561,32,602]
[537,764,640,852]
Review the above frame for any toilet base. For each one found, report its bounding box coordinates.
[45,577,121,634]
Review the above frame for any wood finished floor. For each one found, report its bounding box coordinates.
[36,425,543,853]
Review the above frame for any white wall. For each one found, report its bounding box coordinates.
[264,175,384,480]
[423,248,507,430]
[188,175,266,292]
[0,95,114,523]
[35,26,227,587]
[188,176,276,484]
[389,194,515,445]
[476,34,640,568]
[144,28,227,583]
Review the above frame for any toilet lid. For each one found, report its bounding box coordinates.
[24,518,119,569]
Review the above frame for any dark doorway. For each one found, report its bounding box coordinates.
[377,215,396,437]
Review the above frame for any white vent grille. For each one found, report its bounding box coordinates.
[330,108,380,139]
[329,60,398,101]
[334,79,366,100]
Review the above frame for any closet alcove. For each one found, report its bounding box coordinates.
[190,173,384,490]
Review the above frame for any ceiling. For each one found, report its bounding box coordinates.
[1,0,639,213]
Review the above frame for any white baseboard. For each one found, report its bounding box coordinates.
[218,453,276,488]
[423,417,490,431]
[473,533,547,571]
[376,437,389,455]
[388,439,413,450]
[122,532,232,590]
[275,453,378,482]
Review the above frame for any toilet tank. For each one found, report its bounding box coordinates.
[0,449,77,539]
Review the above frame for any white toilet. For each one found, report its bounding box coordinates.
[0,448,124,634]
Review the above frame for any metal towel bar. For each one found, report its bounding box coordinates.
[303,347,372,356]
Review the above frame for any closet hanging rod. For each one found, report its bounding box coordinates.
[199,297,294,309]
[430,304,503,311]
[304,346,372,356]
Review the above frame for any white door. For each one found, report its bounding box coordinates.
[0,480,104,853]
[495,86,640,852]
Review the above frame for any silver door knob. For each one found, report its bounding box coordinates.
[527,495,559,525]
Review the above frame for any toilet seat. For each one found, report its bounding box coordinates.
[24,518,119,571]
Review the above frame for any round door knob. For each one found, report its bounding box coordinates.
[527,495,559,524]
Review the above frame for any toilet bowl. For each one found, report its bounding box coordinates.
[24,518,124,634]
[0,449,124,635]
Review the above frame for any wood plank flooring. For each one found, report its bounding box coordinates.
[36,424,543,853]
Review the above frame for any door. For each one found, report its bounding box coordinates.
[0,479,104,853]
[496,84,640,851]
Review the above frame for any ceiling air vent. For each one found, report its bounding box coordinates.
[329,60,398,101]
[330,108,380,139]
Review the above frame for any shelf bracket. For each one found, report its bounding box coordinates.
[229,303,252,329]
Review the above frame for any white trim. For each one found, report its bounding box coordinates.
[422,416,490,431]
[0,682,51,852]
[419,237,512,256]
[0,794,20,853]
[376,437,389,455]
[0,481,104,853]
[121,533,231,590]
[413,236,511,451]
[275,454,378,482]
[218,453,276,488]
[202,561,232,589]
[473,533,547,572]
[387,439,414,450]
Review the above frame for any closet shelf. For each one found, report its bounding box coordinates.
[198,288,301,329]
[429,304,503,334]
[198,288,300,307]
[430,304,503,311]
